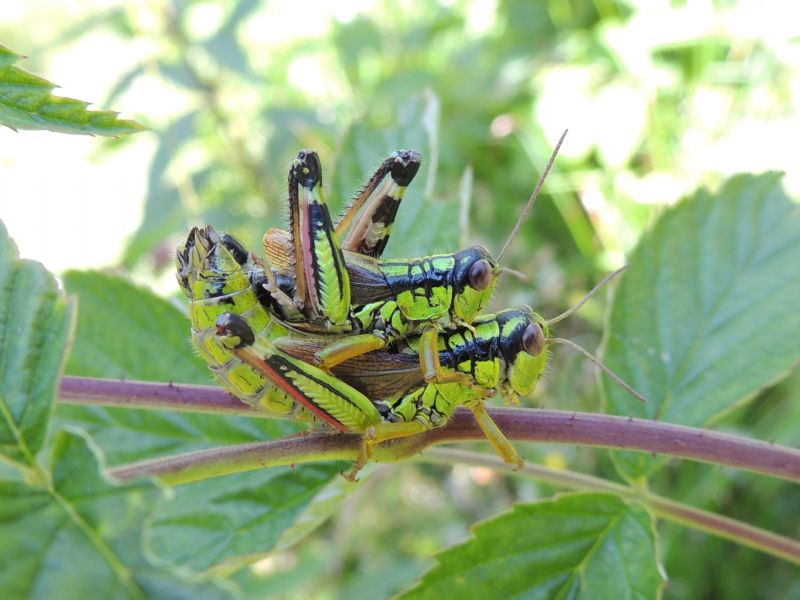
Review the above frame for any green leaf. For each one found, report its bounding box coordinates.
[273,471,358,551]
[145,463,344,573]
[399,493,664,600]
[0,44,145,136]
[0,44,19,67]
[0,430,232,599]
[59,270,298,464]
[0,220,74,466]
[63,270,209,383]
[203,0,262,79]
[603,173,800,480]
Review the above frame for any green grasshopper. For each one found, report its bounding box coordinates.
[214,306,549,478]
[177,224,640,479]
[256,131,567,387]
[176,224,538,477]
[217,268,642,479]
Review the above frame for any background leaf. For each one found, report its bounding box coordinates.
[602,173,800,480]
[0,430,232,600]
[0,43,144,136]
[62,270,208,383]
[0,220,74,466]
[399,493,664,599]
[145,463,343,573]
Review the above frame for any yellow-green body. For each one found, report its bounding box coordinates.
[178,229,548,472]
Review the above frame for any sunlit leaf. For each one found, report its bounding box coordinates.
[204,0,262,78]
[0,43,145,136]
[331,92,459,257]
[603,173,800,480]
[122,111,197,267]
[0,221,74,466]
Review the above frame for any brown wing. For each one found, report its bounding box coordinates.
[344,251,394,304]
[274,335,424,402]
[332,350,423,401]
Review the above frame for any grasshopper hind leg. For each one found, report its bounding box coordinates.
[336,150,422,258]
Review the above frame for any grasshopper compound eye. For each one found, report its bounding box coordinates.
[469,259,494,290]
[522,323,545,356]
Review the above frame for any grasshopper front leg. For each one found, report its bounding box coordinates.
[467,401,524,469]
[315,333,390,371]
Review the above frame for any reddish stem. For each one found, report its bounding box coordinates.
[58,376,800,483]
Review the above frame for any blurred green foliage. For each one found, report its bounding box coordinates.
[2,0,799,598]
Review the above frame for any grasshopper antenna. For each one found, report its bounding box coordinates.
[499,267,529,282]
[546,337,646,403]
[546,265,628,327]
[496,128,568,263]
[541,263,644,403]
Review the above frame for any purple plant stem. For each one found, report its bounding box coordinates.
[59,376,800,483]
[59,376,266,417]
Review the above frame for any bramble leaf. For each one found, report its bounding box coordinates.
[62,270,209,384]
[0,220,74,467]
[0,430,232,599]
[0,43,144,136]
[145,463,344,573]
[399,493,664,599]
[603,173,800,480]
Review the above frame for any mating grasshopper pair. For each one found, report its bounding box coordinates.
[177,132,641,478]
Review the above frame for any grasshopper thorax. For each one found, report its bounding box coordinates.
[495,306,549,398]
[451,245,500,322]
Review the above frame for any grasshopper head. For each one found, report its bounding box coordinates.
[176,226,252,300]
[495,306,549,398]
[451,245,500,322]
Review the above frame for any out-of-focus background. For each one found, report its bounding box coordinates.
[2,1,799,597]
